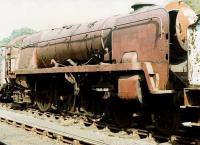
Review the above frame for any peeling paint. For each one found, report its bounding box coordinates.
[188,19,200,85]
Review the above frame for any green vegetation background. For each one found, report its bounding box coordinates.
[183,0,200,14]
[0,28,35,47]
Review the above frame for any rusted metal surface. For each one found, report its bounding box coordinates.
[5,47,20,78]
[142,62,158,91]
[12,6,171,92]
[15,62,142,75]
[165,1,198,64]
[4,36,26,77]
[112,8,169,90]
[142,62,174,93]
[122,52,138,63]
[5,2,197,94]
[17,48,36,69]
[21,16,119,68]
[112,8,169,63]
[118,75,141,100]
[12,7,173,92]
[14,62,173,94]
[1,2,200,141]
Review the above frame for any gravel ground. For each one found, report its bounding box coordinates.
[0,122,65,145]
[0,121,173,145]
[0,108,173,145]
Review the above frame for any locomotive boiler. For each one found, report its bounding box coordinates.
[0,1,199,135]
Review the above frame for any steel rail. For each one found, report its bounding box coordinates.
[0,104,199,145]
[0,106,155,145]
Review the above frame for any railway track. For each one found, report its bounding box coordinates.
[0,103,199,145]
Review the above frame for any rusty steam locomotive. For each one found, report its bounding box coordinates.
[0,1,199,135]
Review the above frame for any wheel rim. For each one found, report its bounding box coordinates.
[152,109,179,135]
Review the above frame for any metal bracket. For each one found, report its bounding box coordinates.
[65,73,79,96]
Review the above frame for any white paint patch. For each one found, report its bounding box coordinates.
[183,9,198,25]
[0,48,7,89]
[188,21,200,85]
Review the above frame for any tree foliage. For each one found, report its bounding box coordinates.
[182,0,200,14]
[0,27,35,47]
